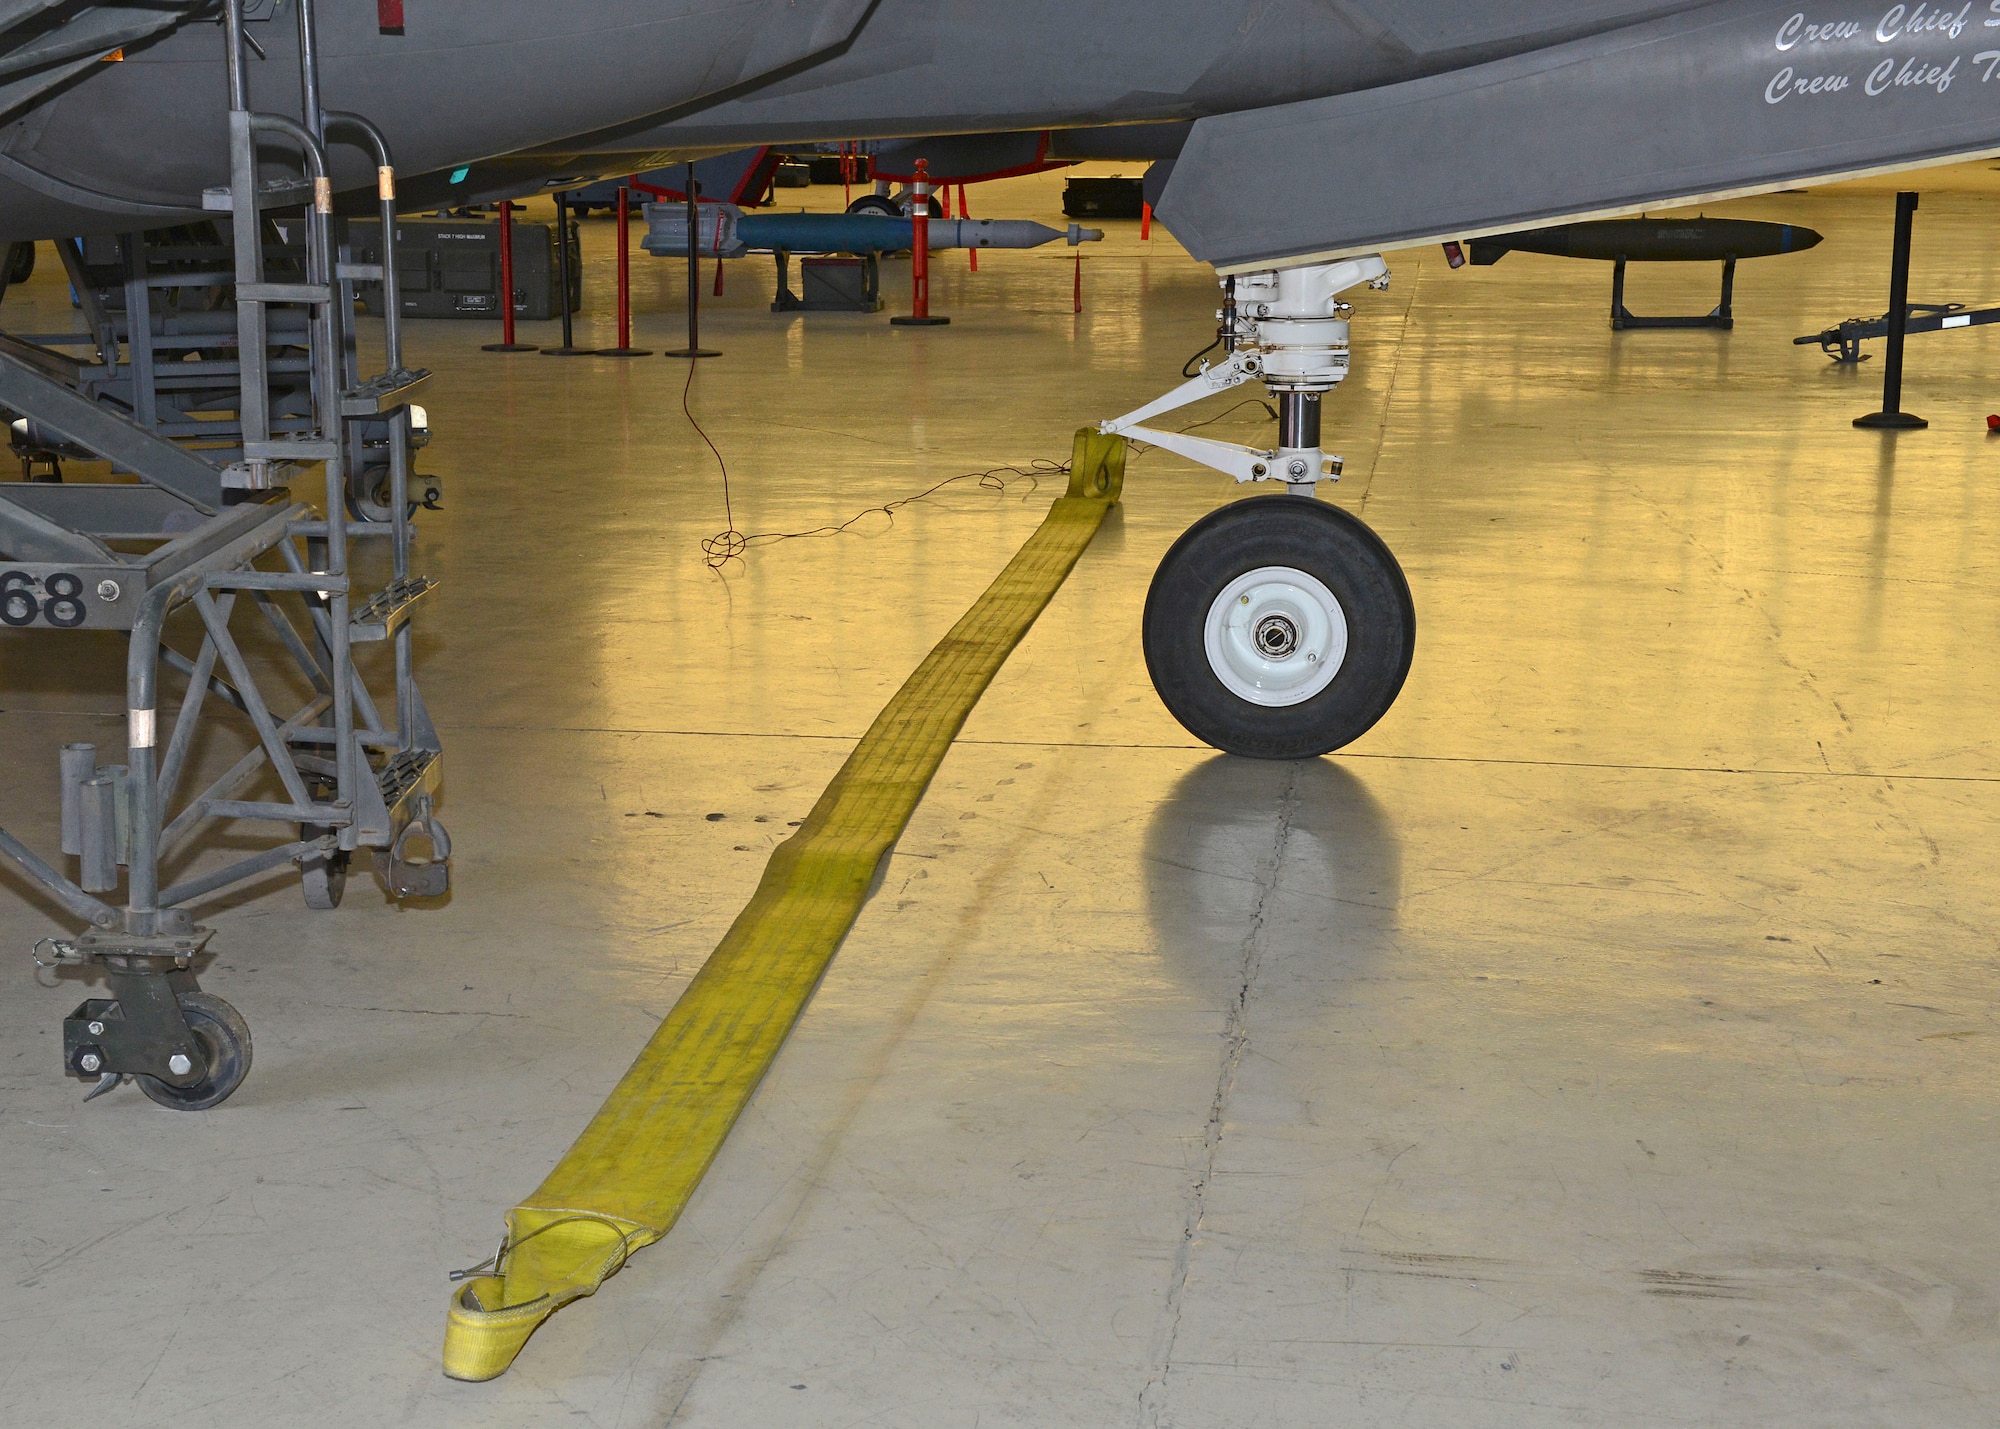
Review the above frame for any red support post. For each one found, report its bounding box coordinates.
[958,184,976,271]
[617,187,630,343]
[480,200,538,351]
[842,141,853,208]
[1141,201,1152,241]
[1073,250,1083,314]
[890,158,949,327]
[597,184,652,356]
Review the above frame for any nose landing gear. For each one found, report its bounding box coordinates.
[1102,256,1415,758]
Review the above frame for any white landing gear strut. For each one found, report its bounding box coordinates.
[1106,256,1417,760]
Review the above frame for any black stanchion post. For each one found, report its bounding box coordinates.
[1855,191,1927,430]
[543,190,591,356]
[666,162,720,359]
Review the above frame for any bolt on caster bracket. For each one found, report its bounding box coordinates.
[62,941,213,1091]
[56,933,254,1109]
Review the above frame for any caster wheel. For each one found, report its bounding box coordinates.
[345,491,418,525]
[346,462,425,525]
[300,822,349,909]
[844,193,942,220]
[137,992,253,1110]
[1143,495,1415,759]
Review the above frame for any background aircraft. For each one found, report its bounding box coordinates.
[4,0,1999,755]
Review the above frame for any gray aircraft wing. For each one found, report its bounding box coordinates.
[0,2,205,122]
[1158,0,2000,271]
[0,0,879,242]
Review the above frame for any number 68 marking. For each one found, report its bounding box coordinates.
[0,570,87,628]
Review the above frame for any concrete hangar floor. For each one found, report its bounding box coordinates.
[3,162,1998,1426]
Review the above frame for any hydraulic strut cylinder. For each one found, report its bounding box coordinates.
[1278,391,1321,450]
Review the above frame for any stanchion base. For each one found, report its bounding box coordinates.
[1854,411,1928,429]
[542,347,596,357]
[665,348,722,359]
[480,343,540,353]
[596,348,654,358]
[889,315,951,327]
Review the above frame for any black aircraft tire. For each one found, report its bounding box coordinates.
[1143,496,1415,760]
[135,992,253,1111]
[7,242,33,286]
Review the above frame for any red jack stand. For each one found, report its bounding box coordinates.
[891,159,950,327]
[480,201,538,352]
[597,185,652,357]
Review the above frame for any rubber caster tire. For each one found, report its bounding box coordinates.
[845,193,943,220]
[300,822,348,909]
[136,992,253,1110]
[1143,495,1415,759]
[345,491,419,526]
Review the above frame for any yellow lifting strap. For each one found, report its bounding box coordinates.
[442,431,1126,1381]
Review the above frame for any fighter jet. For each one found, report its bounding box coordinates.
[5,0,1999,757]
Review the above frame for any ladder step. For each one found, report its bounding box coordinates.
[336,262,385,282]
[221,460,306,491]
[238,282,333,306]
[340,367,432,417]
[378,747,442,821]
[202,179,316,213]
[350,575,437,643]
[132,358,313,381]
[243,437,338,462]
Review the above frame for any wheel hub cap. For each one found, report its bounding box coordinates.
[1254,614,1298,658]
[1203,566,1348,707]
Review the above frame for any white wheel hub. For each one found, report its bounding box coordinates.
[1203,565,1348,707]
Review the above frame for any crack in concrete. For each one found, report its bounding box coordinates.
[1137,762,1301,1428]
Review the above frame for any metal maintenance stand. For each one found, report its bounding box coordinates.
[0,0,447,1108]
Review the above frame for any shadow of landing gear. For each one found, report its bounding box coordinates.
[1141,755,1402,999]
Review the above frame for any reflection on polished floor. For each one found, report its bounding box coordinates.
[3,165,1999,1426]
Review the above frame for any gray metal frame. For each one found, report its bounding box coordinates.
[0,0,446,1106]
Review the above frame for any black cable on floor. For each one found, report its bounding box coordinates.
[702,459,1065,569]
[681,359,746,566]
[695,398,1273,568]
